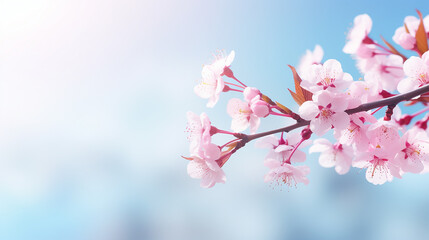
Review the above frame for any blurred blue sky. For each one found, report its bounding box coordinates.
[1,0,429,239]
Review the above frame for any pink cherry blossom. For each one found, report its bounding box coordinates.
[194,51,235,108]
[358,55,404,92]
[186,140,224,188]
[397,52,429,94]
[255,133,309,164]
[394,128,429,173]
[310,139,353,175]
[185,13,429,189]
[343,14,373,54]
[353,148,401,185]
[257,133,311,187]
[393,28,416,50]
[264,160,310,187]
[392,15,429,50]
[334,112,376,151]
[366,120,402,152]
[355,44,378,59]
[186,111,214,156]
[345,78,382,104]
[187,154,226,188]
[299,91,350,136]
[194,66,225,108]
[250,97,270,118]
[227,98,260,133]
[209,50,235,76]
[301,59,353,92]
[243,87,270,118]
[298,45,324,77]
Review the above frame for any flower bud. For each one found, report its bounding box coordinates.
[250,99,269,118]
[243,87,261,102]
[301,127,312,140]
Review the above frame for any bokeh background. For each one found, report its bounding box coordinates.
[1,0,429,239]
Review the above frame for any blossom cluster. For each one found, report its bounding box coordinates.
[183,11,429,188]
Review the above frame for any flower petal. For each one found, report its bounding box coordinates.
[331,112,350,131]
[299,101,319,120]
[309,138,332,153]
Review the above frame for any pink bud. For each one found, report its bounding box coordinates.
[243,87,261,102]
[393,28,416,50]
[250,100,269,118]
[301,127,312,140]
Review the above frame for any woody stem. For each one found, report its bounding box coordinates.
[236,84,429,143]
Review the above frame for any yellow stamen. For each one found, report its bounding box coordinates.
[239,108,251,114]
[320,109,332,118]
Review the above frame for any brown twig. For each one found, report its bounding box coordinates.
[235,84,429,144]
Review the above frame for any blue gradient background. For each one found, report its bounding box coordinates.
[1,0,429,239]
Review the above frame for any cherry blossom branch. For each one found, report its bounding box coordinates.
[235,84,429,144]
[185,12,429,188]
[345,84,429,114]
[237,121,309,142]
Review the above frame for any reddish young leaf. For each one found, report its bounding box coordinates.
[261,94,275,105]
[275,101,293,114]
[287,65,313,106]
[217,152,232,168]
[301,86,313,102]
[404,23,410,34]
[260,93,295,114]
[224,142,238,152]
[415,10,428,55]
[288,65,304,96]
[380,35,407,62]
[288,89,305,106]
